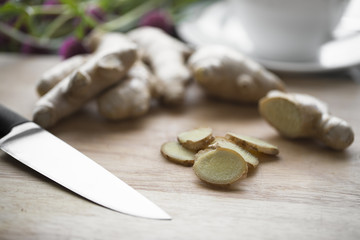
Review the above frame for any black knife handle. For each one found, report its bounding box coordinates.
[0,104,29,139]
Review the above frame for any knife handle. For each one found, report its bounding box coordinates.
[0,104,29,139]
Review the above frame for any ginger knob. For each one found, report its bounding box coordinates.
[259,90,354,150]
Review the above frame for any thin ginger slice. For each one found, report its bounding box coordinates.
[193,148,248,186]
[177,127,214,151]
[208,137,259,168]
[161,141,195,166]
[226,132,279,155]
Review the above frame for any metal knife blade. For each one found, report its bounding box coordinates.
[0,104,171,220]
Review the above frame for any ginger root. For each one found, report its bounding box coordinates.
[177,127,214,151]
[161,141,195,166]
[188,45,285,103]
[259,90,354,150]
[193,148,248,186]
[36,54,88,96]
[96,61,156,120]
[33,32,137,128]
[128,27,193,105]
[33,28,193,127]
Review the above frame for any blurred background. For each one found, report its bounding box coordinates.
[1,0,359,74]
[0,0,206,59]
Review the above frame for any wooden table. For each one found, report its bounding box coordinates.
[0,54,359,240]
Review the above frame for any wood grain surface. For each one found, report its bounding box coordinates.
[0,54,359,240]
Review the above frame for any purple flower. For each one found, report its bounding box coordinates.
[59,37,88,59]
[86,4,106,22]
[139,9,175,35]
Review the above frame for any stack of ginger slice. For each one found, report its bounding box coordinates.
[161,127,279,186]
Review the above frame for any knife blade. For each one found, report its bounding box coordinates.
[0,104,171,220]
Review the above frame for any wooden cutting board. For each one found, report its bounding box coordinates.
[0,54,359,240]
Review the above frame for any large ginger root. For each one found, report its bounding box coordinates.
[188,45,285,103]
[36,54,89,96]
[86,30,133,54]
[128,27,193,105]
[33,32,137,128]
[96,61,156,120]
[35,31,133,98]
[259,90,354,150]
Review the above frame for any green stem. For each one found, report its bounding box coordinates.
[98,0,162,32]
[0,22,60,50]
[42,12,74,39]
[26,5,66,16]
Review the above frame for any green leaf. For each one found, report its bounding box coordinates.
[0,2,27,17]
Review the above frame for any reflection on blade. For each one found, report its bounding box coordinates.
[0,122,171,220]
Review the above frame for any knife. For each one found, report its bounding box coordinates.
[0,104,171,220]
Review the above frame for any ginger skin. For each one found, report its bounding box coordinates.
[259,90,354,150]
[225,132,279,156]
[36,54,88,96]
[188,45,285,103]
[33,32,137,128]
[96,61,156,120]
[128,27,193,105]
[35,30,136,97]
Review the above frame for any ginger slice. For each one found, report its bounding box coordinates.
[208,137,259,168]
[177,127,214,151]
[161,141,195,166]
[193,148,248,186]
[225,132,279,155]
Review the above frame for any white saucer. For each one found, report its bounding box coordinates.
[177,1,360,73]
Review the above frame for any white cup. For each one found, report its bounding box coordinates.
[230,0,351,62]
